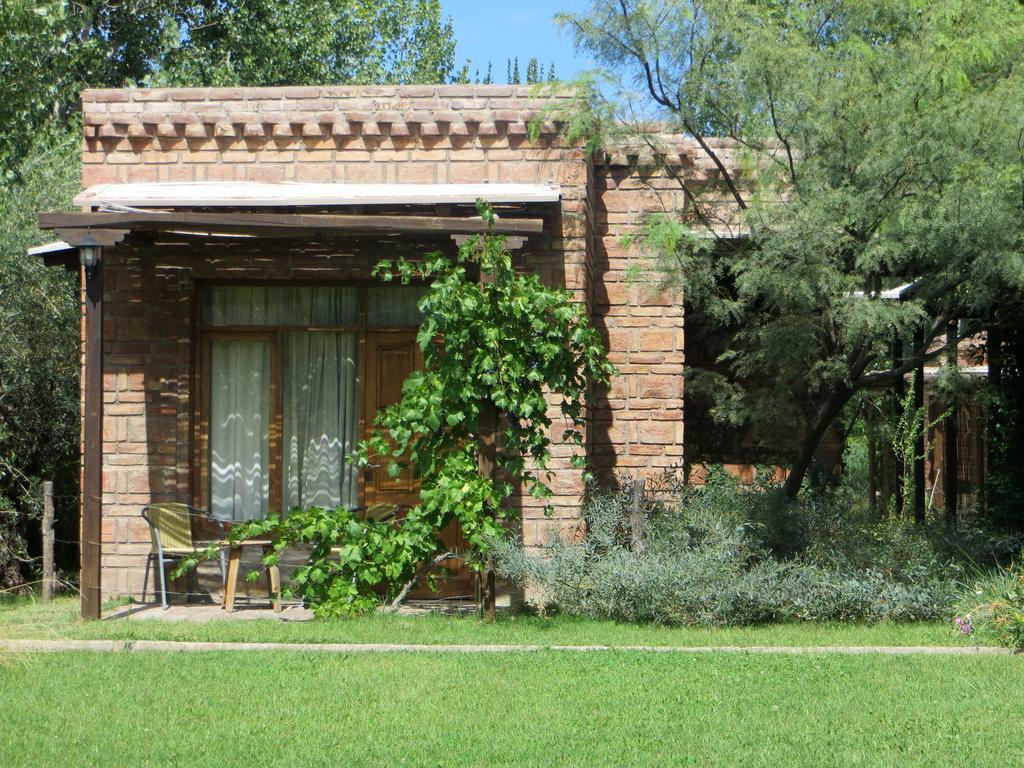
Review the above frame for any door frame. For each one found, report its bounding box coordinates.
[362,330,424,508]
[191,281,426,516]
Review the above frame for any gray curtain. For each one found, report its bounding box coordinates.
[283,332,359,511]
[209,340,271,521]
[206,286,357,326]
[367,285,428,326]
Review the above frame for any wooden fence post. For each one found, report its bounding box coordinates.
[42,481,54,602]
[630,479,646,556]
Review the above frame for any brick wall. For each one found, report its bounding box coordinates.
[79,85,709,597]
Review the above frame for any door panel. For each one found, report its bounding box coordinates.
[363,333,422,507]
[363,332,470,597]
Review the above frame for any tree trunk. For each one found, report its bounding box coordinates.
[781,388,852,497]
[866,406,877,515]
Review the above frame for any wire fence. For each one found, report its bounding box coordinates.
[1,487,80,594]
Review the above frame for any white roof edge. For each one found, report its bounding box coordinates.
[923,365,988,379]
[850,281,919,301]
[27,240,74,257]
[73,182,562,208]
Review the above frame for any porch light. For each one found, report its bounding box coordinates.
[79,234,99,274]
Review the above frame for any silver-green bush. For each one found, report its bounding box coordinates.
[493,475,1014,625]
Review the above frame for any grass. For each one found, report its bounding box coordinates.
[1,649,1020,766]
[0,596,985,647]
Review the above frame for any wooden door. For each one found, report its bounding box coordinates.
[363,333,423,509]
[363,332,471,597]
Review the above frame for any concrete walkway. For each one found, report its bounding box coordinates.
[0,638,1012,656]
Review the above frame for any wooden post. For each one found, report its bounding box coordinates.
[477,264,498,622]
[944,322,958,524]
[630,479,646,556]
[866,406,877,515]
[42,481,54,602]
[81,245,103,620]
[988,326,1002,391]
[985,325,1001,515]
[913,327,926,524]
[892,334,906,517]
[478,400,497,621]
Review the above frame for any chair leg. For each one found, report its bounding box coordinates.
[156,554,168,609]
[142,554,152,604]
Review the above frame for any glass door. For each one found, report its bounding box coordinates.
[207,336,273,521]
[282,331,359,511]
[198,284,427,520]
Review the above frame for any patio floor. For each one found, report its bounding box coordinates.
[110,602,315,622]
[106,598,481,622]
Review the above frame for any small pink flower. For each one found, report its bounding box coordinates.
[954,615,973,636]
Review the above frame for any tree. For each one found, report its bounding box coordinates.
[0,0,458,176]
[561,0,1024,496]
[157,0,456,87]
[0,128,81,587]
[526,57,539,84]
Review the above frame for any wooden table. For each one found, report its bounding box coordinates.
[221,540,282,613]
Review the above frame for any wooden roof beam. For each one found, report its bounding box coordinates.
[39,211,545,239]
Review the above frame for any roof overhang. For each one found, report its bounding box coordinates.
[42,182,556,249]
[27,240,74,257]
[74,182,562,209]
[26,240,79,271]
[850,280,923,301]
[38,211,545,247]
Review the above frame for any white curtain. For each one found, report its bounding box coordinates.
[205,287,364,518]
[283,332,359,511]
[209,340,271,521]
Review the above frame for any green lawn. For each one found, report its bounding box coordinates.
[0,596,984,647]
[0,649,1020,767]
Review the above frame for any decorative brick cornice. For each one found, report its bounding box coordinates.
[81,85,573,147]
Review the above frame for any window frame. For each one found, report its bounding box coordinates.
[191,280,425,517]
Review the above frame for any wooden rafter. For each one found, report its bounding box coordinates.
[39,211,544,240]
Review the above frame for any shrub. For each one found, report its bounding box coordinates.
[493,476,1007,626]
[954,559,1024,651]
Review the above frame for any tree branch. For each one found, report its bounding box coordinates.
[384,551,455,612]
[764,71,797,185]
[852,314,979,389]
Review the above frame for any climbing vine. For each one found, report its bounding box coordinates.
[179,202,615,615]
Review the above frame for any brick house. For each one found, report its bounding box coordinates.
[33,84,747,613]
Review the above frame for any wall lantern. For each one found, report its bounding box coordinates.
[79,233,99,275]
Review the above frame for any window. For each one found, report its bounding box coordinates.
[199,284,426,521]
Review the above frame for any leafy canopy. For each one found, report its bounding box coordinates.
[0,128,81,585]
[0,0,457,177]
[562,0,1024,494]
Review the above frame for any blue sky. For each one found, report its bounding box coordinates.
[440,0,595,82]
